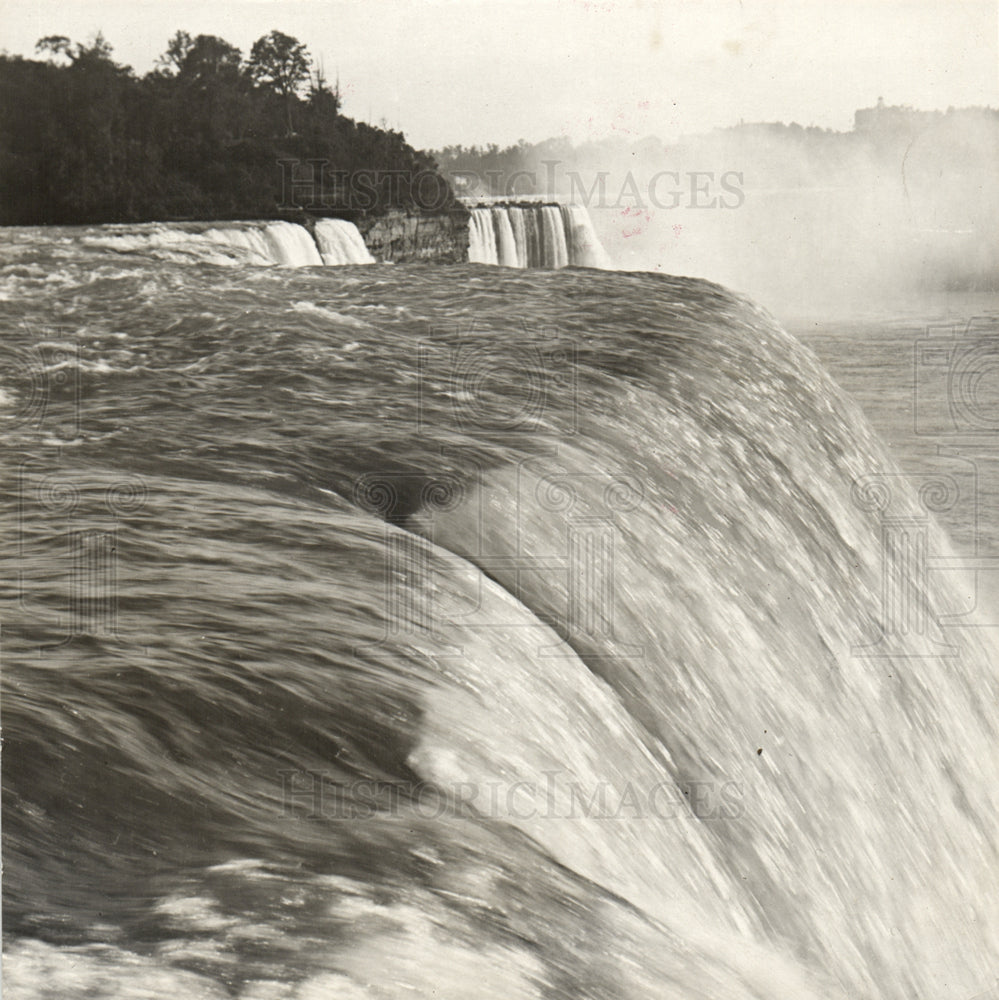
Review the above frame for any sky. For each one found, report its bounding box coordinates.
[1,0,996,149]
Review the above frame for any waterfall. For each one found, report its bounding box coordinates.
[525,208,541,268]
[260,221,324,266]
[76,211,607,271]
[467,204,609,269]
[468,209,499,265]
[313,219,376,265]
[541,205,569,268]
[203,226,275,264]
[562,204,613,269]
[492,207,520,267]
[80,219,372,267]
[508,207,528,267]
[4,241,999,998]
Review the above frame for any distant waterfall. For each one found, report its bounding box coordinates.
[260,221,324,266]
[313,219,376,265]
[562,204,613,268]
[80,219,373,267]
[469,210,498,265]
[508,208,528,267]
[541,206,569,268]
[202,226,275,263]
[492,207,519,267]
[467,204,610,269]
[74,211,608,270]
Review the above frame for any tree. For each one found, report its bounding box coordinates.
[181,36,246,143]
[27,33,132,220]
[306,59,341,124]
[35,35,74,63]
[151,33,247,144]
[155,30,193,75]
[3,26,457,223]
[36,31,115,67]
[248,30,310,135]
[179,35,243,86]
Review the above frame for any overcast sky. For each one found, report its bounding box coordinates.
[1,0,996,149]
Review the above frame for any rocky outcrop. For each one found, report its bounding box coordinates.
[352,208,471,263]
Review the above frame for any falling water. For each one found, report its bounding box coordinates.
[467,203,609,268]
[77,219,371,267]
[492,207,519,267]
[2,229,997,1000]
[313,219,376,266]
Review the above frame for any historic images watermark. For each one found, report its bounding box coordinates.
[914,317,999,438]
[352,326,644,660]
[4,338,147,643]
[852,315,999,655]
[352,459,645,655]
[14,470,147,641]
[1,339,83,436]
[276,159,456,212]
[276,158,745,212]
[447,162,745,211]
[278,770,744,822]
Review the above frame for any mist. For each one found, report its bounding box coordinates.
[434,104,999,318]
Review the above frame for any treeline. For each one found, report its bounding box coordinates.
[0,30,453,225]
[434,107,999,206]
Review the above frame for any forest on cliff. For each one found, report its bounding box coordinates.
[0,30,453,225]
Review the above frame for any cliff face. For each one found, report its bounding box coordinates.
[354,208,470,263]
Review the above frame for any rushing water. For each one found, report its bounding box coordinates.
[467,204,611,268]
[67,219,375,268]
[1,230,998,1000]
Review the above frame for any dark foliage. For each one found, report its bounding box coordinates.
[0,31,454,225]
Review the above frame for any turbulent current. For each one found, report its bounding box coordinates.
[1,229,998,999]
[63,219,376,268]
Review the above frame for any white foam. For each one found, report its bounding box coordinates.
[313,219,376,266]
